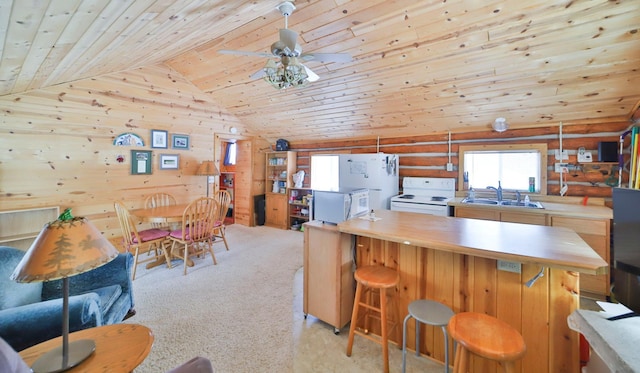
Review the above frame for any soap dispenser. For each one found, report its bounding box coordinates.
[467,186,475,201]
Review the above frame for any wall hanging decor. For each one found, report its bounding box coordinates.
[159,154,180,170]
[172,134,190,150]
[113,132,144,146]
[151,129,168,148]
[130,150,152,175]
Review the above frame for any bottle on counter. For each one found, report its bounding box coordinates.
[467,187,475,201]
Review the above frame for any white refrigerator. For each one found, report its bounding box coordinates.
[311,153,399,210]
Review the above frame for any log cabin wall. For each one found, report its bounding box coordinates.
[0,64,248,243]
[288,121,633,200]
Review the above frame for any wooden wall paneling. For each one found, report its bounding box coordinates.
[520,264,550,373]
[496,267,523,373]
[430,249,454,361]
[0,64,247,241]
[548,269,580,373]
[470,257,498,373]
[398,244,419,354]
[291,121,632,198]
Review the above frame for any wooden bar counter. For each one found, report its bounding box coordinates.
[336,209,608,373]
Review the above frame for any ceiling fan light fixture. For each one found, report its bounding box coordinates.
[263,58,309,89]
[492,117,509,132]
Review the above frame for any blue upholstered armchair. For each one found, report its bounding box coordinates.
[0,246,135,351]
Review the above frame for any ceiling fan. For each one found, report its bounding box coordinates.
[218,2,352,89]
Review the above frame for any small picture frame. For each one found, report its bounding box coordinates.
[130,150,152,175]
[151,130,168,149]
[159,154,180,170]
[172,134,190,150]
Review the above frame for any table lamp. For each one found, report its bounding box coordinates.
[11,208,119,373]
[196,160,220,198]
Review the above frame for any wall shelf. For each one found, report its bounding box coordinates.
[579,162,618,176]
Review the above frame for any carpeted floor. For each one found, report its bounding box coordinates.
[125,225,303,373]
[126,224,446,373]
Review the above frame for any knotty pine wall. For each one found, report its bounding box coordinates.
[289,122,633,201]
[0,64,250,243]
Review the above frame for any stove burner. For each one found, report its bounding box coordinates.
[431,196,448,201]
[398,194,415,199]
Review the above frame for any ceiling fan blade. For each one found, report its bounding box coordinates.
[301,64,319,82]
[300,52,352,63]
[218,49,272,58]
[249,68,266,80]
[279,29,298,52]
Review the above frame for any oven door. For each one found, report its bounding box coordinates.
[390,200,449,216]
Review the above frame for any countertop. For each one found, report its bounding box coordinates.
[337,209,608,274]
[568,309,640,372]
[448,197,613,219]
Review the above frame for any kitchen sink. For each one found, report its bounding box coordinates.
[461,198,544,209]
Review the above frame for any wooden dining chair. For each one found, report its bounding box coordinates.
[114,201,172,280]
[212,190,231,251]
[169,197,219,275]
[144,192,177,229]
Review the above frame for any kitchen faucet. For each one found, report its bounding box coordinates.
[486,181,503,202]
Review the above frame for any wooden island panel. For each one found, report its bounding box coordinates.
[342,210,603,373]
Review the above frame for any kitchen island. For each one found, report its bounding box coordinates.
[336,209,607,373]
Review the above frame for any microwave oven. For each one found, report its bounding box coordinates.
[313,188,369,224]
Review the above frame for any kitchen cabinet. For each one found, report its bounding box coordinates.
[220,172,234,224]
[265,151,296,229]
[454,206,547,225]
[288,187,312,231]
[303,221,355,333]
[0,206,60,250]
[550,216,610,299]
[265,193,288,229]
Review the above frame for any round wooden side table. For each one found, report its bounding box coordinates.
[19,323,153,372]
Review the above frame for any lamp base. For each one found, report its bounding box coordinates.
[31,339,96,373]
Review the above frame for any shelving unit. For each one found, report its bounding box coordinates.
[288,187,312,231]
[265,151,296,229]
[0,206,60,250]
[220,172,234,225]
[579,162,618,175]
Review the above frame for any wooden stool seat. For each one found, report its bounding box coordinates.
[354,265,399,288]
[448,312,526,373]
[347,265,400,373]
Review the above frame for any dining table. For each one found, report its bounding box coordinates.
[129,203,194,269]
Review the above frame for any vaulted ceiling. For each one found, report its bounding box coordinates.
[1,0,639,143]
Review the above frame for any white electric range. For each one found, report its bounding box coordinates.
[390,177,456,216]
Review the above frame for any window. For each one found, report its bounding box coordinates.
[458,144,547,194]
[223,142,236,166]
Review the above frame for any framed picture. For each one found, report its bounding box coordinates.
[159,154,180,170]
[151,130,168,149]
[172,134,190,150]
[131,150,152,175]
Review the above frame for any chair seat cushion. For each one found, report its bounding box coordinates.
[134,228,170,243]
[89,285,122,318]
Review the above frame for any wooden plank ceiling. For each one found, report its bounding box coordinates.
[1,0,639,143]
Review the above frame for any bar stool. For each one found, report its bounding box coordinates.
[448,312,526,373]
[346,265,400,373]
[402,299,455,373]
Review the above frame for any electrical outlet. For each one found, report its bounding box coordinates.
[497,260,521,274]
[446,163,453,171]
[554,163,569,173]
